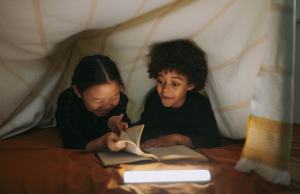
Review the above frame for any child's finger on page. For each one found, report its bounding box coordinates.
[109,132,120,141]
[109,142,125,152]
[142,139,157,148]
[107,133,125,152]
[141,142,149,149]
[120,122,128,130]
[115,141,126,150]
[151,141,162,147]
[108,116,118,130]
[107,138,116,150]
[108,143,120,152]
[113,122,124,132]
[115,113,123,122]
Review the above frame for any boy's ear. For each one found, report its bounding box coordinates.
[72,85,82,98]
[187,83,195,91]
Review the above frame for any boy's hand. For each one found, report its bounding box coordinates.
[141,134,180,149]
[107,114,128,133]
[106,132,127,152]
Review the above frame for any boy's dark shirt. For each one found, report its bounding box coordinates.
[140,89,220,148]
[55,87,130,149]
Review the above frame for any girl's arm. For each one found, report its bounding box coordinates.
[107,92,131,132]
[85,133,110,152]
[107,114,128,133]
[56,90,90,149]
[86,132,127,152]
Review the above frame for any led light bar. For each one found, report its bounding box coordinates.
[123,169,211,184]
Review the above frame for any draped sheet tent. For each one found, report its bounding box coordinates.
[0,0,294,185]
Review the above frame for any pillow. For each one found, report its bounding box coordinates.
[235,115,292,185]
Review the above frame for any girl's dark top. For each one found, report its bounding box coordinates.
[140,89,220,148]
[55,87,130,149]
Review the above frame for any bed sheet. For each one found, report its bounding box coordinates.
[0,127,299,194]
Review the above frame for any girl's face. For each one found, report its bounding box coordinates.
[74,81,120,117]
[156,70,194,108]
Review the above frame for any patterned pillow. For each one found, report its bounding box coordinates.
[235,115,292,185]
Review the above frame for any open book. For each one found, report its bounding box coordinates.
[97,125,209,166]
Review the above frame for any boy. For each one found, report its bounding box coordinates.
[140,39,220,148]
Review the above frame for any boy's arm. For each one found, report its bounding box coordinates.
[141,134,194,148]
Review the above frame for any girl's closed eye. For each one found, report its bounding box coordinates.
[110,96,120,104]
[92,100,105,105]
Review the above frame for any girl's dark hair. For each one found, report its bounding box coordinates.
[71,54,124,93]
[147,39,208,90]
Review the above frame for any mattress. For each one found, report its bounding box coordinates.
[0,127,299,194]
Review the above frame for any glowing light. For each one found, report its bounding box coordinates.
[124,169,211,184]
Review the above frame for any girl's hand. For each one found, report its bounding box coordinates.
[106,132,127,152]
[141,134,180,149]
[107,114,128,133]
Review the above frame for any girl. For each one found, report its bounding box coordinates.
[140,39,220,149]
[56,55,129,152]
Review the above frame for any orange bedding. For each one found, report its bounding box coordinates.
[0,127,299,194]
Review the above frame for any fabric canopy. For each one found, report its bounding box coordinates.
[0,0,294,185]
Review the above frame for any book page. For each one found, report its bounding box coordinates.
[119,125,158,160]
[124,141,158,159]
[119,125,144,147]
[97,149,154,166]
[145,145,209,162]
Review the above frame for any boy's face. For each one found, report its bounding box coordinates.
[156,70,194,108]
[74,81,120,117]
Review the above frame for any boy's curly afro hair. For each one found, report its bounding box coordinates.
[147,39,207,90]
